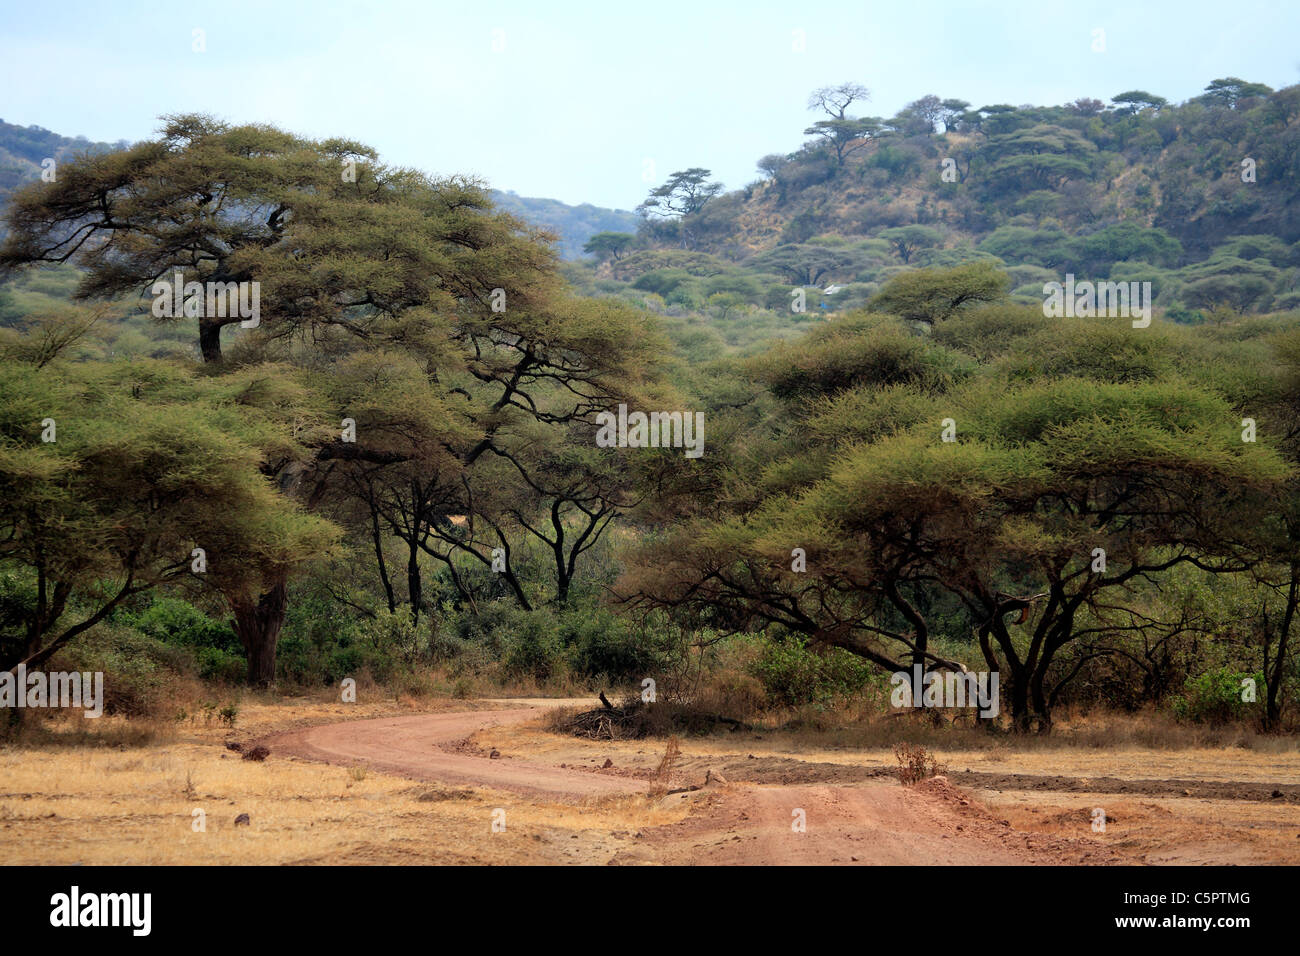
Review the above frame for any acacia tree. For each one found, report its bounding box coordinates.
[583,232,636,263]
[0,340,336,681]
[0,116,555,364]
[621,312,1289,732]
[1112,90,1168,114]
[812,379,1281,731]
[1229,325,1300,730]
[424,424,647,609]
[314,285,666,624]
[801,83,881,167]
[637,169,724,220]
[619,319,974,674]
[0,115,598,684]
[877,225,944,264]
[803,117,883,167]
[870,261,1009,323]
[752,244,858,287]
[808,83,871,120]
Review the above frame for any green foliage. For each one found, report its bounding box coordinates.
[750,317,971,400]
[637,168,724,219]
[748,635,878,706]
[6,91,1300,729]
[581,231,637,263]
[869,262,1010,324]
[0,355,340,673]
[195,646,247,684]
[118,597,238,654]
[54,624,191,717]
[1171,668,1263,725]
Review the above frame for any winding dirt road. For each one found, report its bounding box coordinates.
[271,701,638,800]
[268,699,1099,865]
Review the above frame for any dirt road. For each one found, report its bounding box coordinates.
[271,701,640,800]
[269,699,1100,865]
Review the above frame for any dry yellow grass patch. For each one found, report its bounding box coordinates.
[0,695,689,866]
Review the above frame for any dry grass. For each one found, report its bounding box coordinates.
[4,690,1299,866]
[744,705,1300,754]
[0,692,690,865]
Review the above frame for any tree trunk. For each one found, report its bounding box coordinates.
[1030,657,1055,734]
[199,318,223,364]
[1009,676,1032,732]
[1264,565,1298,731]
[406,538,422,624]
[231,574,288,686]
[369,503,396,614]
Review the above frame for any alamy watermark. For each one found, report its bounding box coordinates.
[890,664,1000,718]
[50,886,150,936]
[151,269,260,328]
[1043,275,1151,328]
[595,403,704,458]
[1,665,104,717]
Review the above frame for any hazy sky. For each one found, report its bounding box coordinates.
[3,0,1298,210]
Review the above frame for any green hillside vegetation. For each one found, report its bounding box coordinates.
[0,119,129,198]
[562,79,1300,357]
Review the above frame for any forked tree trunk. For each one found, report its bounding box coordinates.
[231,574,288,686]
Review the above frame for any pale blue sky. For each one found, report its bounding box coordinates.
[2,0,1297,209]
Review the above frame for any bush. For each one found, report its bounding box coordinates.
[196,646,247,684]
[748,636,876,707]
[1171,667,1262,725]
[502,608,564,680]
[119,596,239,654]
[275,586,368,686]
[564,607,665,681]
[356,608,425,671]
[894,743,946,784]
[54,623,193,717]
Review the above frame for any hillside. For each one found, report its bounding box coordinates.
[575,79,1300,338]
[0,119,128,197]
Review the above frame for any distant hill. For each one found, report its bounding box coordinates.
[488,190,639,259]
[589,79,1300,325]
[628,81,1300,266]
[0,119,127,198]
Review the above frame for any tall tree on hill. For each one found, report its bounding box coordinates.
[807,83,871,120]
[802,82,882,168]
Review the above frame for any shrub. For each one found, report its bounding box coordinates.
[748,635,876,707]
[503,609,564,680]
[894,743,945,784]
[54,623,192,717]
[275,586,369,686]
[356,608,426,672]
[119,596,239,654]
[1171,667,1262,725]
[564,607,666,681]
[195,646,247,684]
